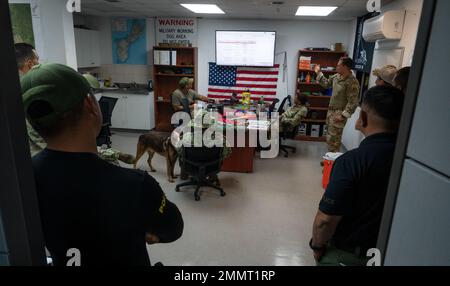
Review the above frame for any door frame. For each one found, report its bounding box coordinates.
[376,0,437,265]
[0,1,46,266]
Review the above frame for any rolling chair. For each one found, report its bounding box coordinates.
[175,146,226,201]
[277,95,292,115]
[278,95,299,157]
[96,96,118,147]
[280,123,300,158]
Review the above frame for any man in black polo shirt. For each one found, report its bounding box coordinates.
[22,63,183,266]
[310,85,404,266]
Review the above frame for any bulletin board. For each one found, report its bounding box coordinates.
[369,47,404,87]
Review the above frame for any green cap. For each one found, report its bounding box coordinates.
[83,73,100,89]
[21,63,91,128]
[179,77,193,89]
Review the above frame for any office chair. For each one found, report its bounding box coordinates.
[175,146,225,201]
[96,96,118,147]
[280,123,300,158]
[277,95,292,115]
[268,98,280,114]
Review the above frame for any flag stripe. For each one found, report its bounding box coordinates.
[234,84,277,89]
[209,86,276,92]
[207,94,276,102]
[208,88,276,96]
[235,77,278,82]
[237,70,279,75]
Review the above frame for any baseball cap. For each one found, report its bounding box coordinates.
[21,63,91,128]
[82,73,100,89]
[179,77,194,89]
[372,65,398,85]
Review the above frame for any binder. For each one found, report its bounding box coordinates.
[170,50,177,66]
[153,50,160,65]
[159,50,170,65]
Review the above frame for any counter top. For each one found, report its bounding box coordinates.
[93,88,150,95]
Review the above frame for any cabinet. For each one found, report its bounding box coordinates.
[152,46,198,131]
[295,49,347,142]
[100,92,154,130]
[74,28,101,68]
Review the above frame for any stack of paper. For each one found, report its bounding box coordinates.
[247,120,271,130]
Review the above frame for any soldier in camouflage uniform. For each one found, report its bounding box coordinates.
[280,94,309,133]
[315,57,360,152]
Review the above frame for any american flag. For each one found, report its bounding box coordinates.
[207,63,280,102]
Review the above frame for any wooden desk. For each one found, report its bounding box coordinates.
[221,145,255,173]
[220,129,256,173]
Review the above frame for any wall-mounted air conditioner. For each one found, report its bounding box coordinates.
[363,10,405,42]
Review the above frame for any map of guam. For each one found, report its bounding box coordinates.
[112,19,147,64]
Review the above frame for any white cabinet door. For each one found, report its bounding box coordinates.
[126,95,150,130]
[75,28,100,68]
[88,30,101,67]
[101,93,127,129]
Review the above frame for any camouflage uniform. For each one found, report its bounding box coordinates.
[280,104,308,133]
[317,72,360,152]
[26,122,135,165]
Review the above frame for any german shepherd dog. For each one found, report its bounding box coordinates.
[134,131,178,183]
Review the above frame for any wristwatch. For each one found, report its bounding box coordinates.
[309,239,326,251]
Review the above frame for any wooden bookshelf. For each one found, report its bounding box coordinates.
[295,49,346,142]
[152,46,198,131]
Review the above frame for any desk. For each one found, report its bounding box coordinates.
[221,130,256,173]
[215,105,272,173]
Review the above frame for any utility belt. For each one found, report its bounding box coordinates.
[331,241,369,258]
[327,107,344,112]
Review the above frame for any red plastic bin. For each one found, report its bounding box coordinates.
[322,160,334,189]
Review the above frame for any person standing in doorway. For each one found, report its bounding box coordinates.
[315,57,360,153]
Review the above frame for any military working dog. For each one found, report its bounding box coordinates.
[134,131,178,183]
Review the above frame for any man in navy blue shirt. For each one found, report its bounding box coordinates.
[22,63,183,266]
[310,85,405,266]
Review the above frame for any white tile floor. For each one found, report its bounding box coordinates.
[111,131,327,266]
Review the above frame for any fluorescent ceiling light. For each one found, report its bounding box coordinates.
[181,4,225,14]
[295,6,337,16]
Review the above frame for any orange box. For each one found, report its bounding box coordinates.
[322,160,334,189]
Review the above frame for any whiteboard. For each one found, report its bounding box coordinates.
[369,48,404,87]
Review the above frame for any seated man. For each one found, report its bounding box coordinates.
[172,109,231,180]
[310,85,404,266]
[171,77,212,112]
[22,63,183,266]
[279,94,308,133]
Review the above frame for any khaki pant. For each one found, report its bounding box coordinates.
[317,245,369,266]
[326,110,348,153]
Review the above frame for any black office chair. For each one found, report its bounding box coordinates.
[277,95,292,115]
[175,146,225,201]
[268,98,280,114]
[280,123,299,158]
[96,96,118,147]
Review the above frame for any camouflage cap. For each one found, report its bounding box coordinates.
[179,77,194,89]
[83,73,100,89]
[21,63,91,129]
[372,65,398,85]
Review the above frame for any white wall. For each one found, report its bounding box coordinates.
[9,0,77,69]
[342,0,423,151]
[197,18,354,100]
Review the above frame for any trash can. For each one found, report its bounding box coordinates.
[322,152,343,189]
